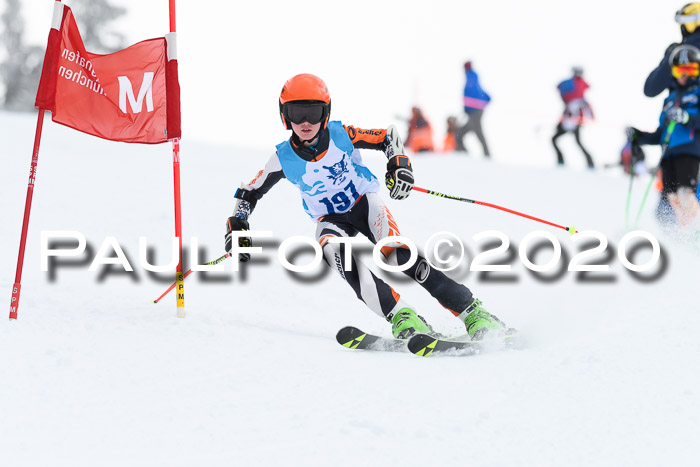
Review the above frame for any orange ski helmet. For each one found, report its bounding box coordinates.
[279,74,331,130]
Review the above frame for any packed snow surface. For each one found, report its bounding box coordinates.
[1,111,698,466]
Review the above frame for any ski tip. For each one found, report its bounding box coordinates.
[335,326,364,347]
[335,326,358,339]
[407,333,438,357]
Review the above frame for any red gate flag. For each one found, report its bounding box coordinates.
[35,1,181,144]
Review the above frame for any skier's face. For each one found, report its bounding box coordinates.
[291,121,321,144]
[676,75,690,86]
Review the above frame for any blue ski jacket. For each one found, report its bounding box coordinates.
[463,70,491,112]
[638,82,700,159]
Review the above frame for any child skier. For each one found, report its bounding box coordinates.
[225,73,510,340]
[629,45,700,231]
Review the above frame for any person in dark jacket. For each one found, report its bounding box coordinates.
[645,3,700,97]
[455,61,491,157]
[442,116,459,152]
[631,44,700,230]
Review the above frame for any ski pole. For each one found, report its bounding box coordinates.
[413,186,578,234]
[152,253,230,303]
[624,159,636,230]
[631,120,676,229]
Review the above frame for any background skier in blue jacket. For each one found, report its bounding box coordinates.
[630,44,700,232]
[455,61,491,157]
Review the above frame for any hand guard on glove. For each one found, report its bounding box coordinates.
[666,107,690,125]
[385,155,414,200]
[225,216,252,262]
[625,126,640,142]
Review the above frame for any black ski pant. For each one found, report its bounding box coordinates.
[316,193,473,319]
[552,123,594,168]
[455,110,491,157]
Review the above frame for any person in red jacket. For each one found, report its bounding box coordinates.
[552,67,595,169]
[405,106,435,153]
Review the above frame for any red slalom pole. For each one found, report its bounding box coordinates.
[412,186,578,235]
[172,138,185,317]
[9,110,46,320]
[169,0,177,32]
[168,0,186,318]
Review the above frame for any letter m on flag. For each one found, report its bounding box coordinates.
[119,72,155,114]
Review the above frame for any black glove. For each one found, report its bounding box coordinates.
[385,155,414,200]
[631,143,646,164]
[225,216,252,262]
[625,126,640,142]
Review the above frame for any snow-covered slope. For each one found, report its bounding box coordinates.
[1,111,698,466]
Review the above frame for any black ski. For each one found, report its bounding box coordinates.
[336,326,407,352]
[408,330,521,357]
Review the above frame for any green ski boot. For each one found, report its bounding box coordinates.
[390,307,433,340]
[458,299,507,341]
